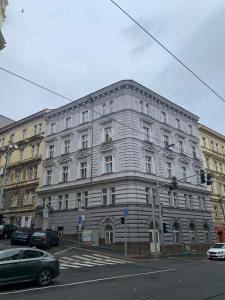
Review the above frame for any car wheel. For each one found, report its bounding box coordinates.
[37,269,52,286]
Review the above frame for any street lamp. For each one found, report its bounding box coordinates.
[0,143,18,222]
[151,143,175,255]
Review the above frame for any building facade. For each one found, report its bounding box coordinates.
[38,80,214,255]
[0,110,49,227]
[0,0,8,50]
[198,124,225,242]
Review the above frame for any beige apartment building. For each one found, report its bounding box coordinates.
[0,0,8,50]
[198,124,225,242]
[0,110,49,227]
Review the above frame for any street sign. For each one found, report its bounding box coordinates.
[123,208,128,217]
[78,214,85,225]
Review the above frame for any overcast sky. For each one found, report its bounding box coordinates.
[1,0,225,134]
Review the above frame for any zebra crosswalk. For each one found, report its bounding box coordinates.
[59,253,132,270]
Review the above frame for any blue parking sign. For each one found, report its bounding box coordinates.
[123,208,128,216]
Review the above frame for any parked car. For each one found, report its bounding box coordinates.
[0,248,60,286]
[207,243,225,260]
[11,228,34,245]
[0,224,17,239]
[30,230,59,249]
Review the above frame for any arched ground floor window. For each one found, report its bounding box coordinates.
[104,224,113,244]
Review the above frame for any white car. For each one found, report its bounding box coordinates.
[207,243,225,260]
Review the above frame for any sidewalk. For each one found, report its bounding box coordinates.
[59,238,207,260]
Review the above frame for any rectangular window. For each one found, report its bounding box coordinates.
[19,149,23,161]
[80,161,87,179]
[104,127,112,143]
[38,123,42,134]
[15,170,21,183]
[46,170,52,185]
[50,122,56,134]
[179,140,184,153]
[215,143,219,152]
[102,189,107,206]
[81,111,88,123]
[77,192,82,207]
[11,194,18,207]
[192,146,197,159]
[184,194,188,208]
[189,125,193,135]
[65,116,72,129]
[104,155,113,173]
[22,129,27,139]
[143,126,150,141]
[166,162,172,178]
[49,144,54,158]
[62,166,69,182]
[145,187,149,203]
[102,103,106,115]
[64,140,70,154]
[31,144,35,157]
[211,141,214,150]
[84,191,88,208]
[164,134,169,148]
[176,118,181,129]
[27,167,33,180]
[81,134,88,149]
[145,156,152,173]
[219,163,223,173]
[202,137,206,147]
[110,187,116,205]
[35,143,40,156]
[188,195,193,209]
[65,194,69,210]
[182,166,187,181]
[58,196,62,211]
[172,192,177,207]
[161,111,167,123]
[48,197,52,206]
[33,125,37,135]
[109,100,114,112]
[33,166,38,179]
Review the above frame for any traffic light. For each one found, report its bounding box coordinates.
[163,223,168,233]
[120,217,125,224]
[169,176,177,190]
[200,169,205,184]
[206,173,212,185]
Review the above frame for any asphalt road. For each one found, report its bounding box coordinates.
[1,239,225,300]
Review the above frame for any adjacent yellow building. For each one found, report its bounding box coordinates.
[0,110,49,227]
[0,0,8,50]
[198,123,225,242]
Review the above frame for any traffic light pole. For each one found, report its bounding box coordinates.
[124,216,127,257]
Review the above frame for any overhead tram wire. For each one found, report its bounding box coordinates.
[109,0,225,104]
[0,66,203,163]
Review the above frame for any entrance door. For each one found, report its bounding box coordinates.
[149,229,160,253]
[217,231,223,242]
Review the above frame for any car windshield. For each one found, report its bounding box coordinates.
[212,244,225,249]
[33,232,45,237]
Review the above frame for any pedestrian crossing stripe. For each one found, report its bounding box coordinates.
[59,254,132,270]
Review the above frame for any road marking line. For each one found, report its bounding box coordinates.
[92,254,132,263]
[60,259,99,267]
[71,255,107,265]
[60,263,81,269]
[80,255,118,265]
[54,247,74,255]
[0,268,176,296]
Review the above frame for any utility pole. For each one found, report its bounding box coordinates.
[151,189,158,254]
[124,216,127,257]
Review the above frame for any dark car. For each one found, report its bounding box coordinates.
[0,248,60,286]
[0,224,17,239]
[30,230,59,249]
[11,228,34,245]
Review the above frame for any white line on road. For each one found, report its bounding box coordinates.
[54,247,74,255]
[0,268,176,296]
